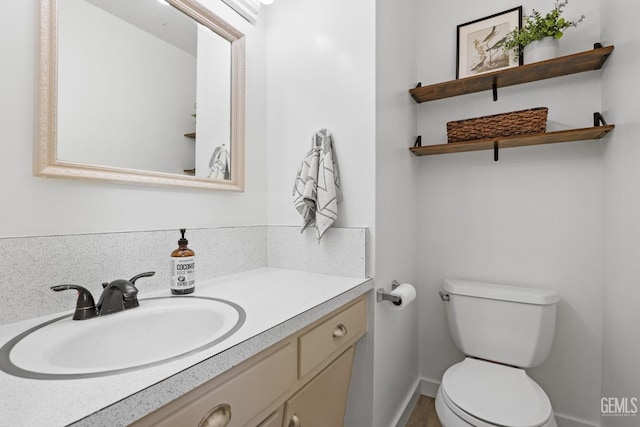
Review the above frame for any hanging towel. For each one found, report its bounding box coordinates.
[208,144,230,180]
[292,129,342,241]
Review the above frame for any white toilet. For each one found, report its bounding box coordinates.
[435,279,560,427]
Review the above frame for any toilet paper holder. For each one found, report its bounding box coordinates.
[377,280,402,305]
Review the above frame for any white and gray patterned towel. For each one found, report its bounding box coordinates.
[292,129,342,241]
[208,144,230,180]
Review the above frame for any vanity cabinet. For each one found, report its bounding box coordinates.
[131,296,367,427]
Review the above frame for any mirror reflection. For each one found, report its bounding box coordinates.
[37,0,245,190]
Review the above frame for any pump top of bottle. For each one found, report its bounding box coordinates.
[178,228,188,246]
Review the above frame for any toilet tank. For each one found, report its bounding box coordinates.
[442,279,559,368]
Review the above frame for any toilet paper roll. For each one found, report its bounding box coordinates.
[389,283,416,310]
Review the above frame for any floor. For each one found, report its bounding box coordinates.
[406,395,442,427]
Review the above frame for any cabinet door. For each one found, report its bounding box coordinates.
[283,346,355,427]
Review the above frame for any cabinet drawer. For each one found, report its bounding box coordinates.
[298,299,365,378]
[141,343,295,427]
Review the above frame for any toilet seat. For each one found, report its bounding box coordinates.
[440,358,553,427]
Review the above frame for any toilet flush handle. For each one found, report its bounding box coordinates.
[439,291,450,302]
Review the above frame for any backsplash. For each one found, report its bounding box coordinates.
[0,225,367,325]
[267,226,366,277]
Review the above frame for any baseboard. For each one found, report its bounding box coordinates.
[391,378,421,427]
[419,377,440,398]
[389,378,439,427]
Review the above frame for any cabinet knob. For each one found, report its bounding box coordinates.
[288,414,301,427]
[332,323,348,338]
[198,404,231,427]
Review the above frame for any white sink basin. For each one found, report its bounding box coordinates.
[0,296,245,379]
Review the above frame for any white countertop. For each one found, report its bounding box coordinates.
[0,267,372,427]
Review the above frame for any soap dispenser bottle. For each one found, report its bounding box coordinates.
[171,228,195,295]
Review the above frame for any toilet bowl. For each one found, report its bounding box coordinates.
[435,358,557,427]
[435,279,560,427]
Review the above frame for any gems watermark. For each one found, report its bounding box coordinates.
[601,397,638,416]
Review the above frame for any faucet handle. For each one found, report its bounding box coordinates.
[129,271,155,285]
[51,285,98,320]
[124,272,155,309]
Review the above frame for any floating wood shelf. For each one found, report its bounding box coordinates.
[184,132,196,138]
[410,45,614,103]
[409,125,615,157]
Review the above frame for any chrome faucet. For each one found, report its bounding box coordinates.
[51,271,155,320]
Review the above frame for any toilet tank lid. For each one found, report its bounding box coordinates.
[443,279,559,305]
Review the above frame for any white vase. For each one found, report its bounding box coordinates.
[524,37,560,64]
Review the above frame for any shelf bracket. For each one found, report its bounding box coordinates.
[411,82,422,102]
[414,136,422,147]
[494,142,499,161]
[492,80,498,101]
[594,112,608,127]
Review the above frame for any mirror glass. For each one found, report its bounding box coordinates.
[37,0,245,191]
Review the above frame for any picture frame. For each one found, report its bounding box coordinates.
[456,6,523,79]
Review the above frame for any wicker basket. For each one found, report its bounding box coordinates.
[446,107,548,143]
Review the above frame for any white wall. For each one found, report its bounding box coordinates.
[58,0,197,174]
[0,0,267,238]
[415,0,605,424]
[601,0,640,426]
[263,0,377,424]
[263,0,375,234]
[373,0,420,426]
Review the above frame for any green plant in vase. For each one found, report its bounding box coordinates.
[503,0,584,61]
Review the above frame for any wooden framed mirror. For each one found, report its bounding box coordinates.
[36,0,245,191]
